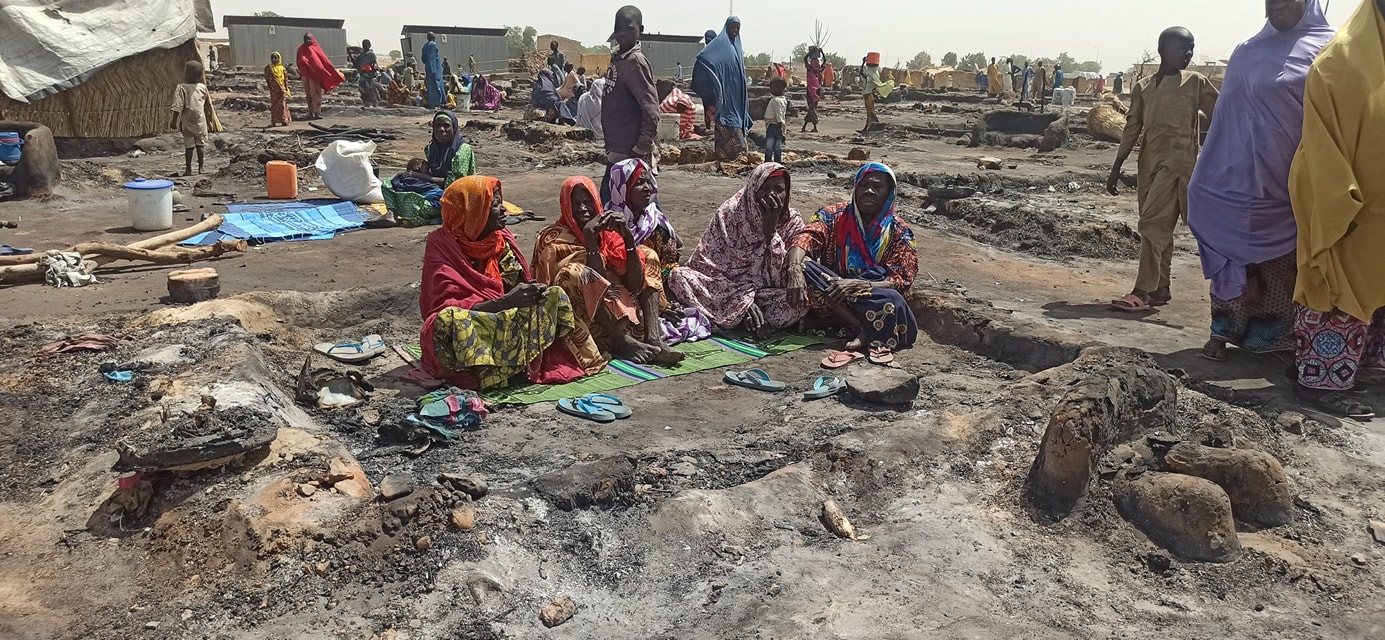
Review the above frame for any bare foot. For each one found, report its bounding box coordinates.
[649,346,685,366]
[614,335,660,364]
[845,337,865,352]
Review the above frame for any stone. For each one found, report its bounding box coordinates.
[1164,443,1293,527]
[844,364,920,406]
[145,621,160,630]
[746,151,765,165]
[977,156,1003,170]
[1037,120,1069,153]
[438,474,488,500]
[1277,412,1306,435]
[820,499,866,540]
[296,483,317,498]
[415,536,432,551]
[387,497,420,521]
[533,455,636,511]
[847,147,871,161]
[768,583,781,596]
[1369,520,1385,545]
[539,595,576,628]
[379,474,414,501]
[1114,471,1242,563]
[451,501,476,531]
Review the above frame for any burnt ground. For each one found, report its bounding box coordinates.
[1,75,1384,639]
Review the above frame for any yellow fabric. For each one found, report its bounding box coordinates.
[1291,0,1385,321]
[987,63,1003,94]
[863,66,895,99]
[269,52,290,97]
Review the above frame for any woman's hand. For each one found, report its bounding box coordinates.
[826,279,872,306]
[744,304,767,334]
[786,267,809,308]
[503,282,548,308]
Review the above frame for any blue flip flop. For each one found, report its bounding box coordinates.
[804,376,846,400]
[582,393,632,419]
[558,397,617,423]
[0,245,33,256]
[724,369,787,392]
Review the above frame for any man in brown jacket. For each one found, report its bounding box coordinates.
[601,5,660,201]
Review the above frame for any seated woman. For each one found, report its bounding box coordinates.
[667,162,806,333]
[533,177,684,365]
[419,176,600,391]
[788,162,919,359]
[472,74,504,111]
[606,159,682,280]
[383,111,476,226]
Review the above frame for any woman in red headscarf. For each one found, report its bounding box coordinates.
[419,176,592,390]
[296,33,345,120]
[531,176,683,365]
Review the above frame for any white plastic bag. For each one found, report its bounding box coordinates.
[315,140,383,203]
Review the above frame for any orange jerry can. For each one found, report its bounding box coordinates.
[266,160,299,199]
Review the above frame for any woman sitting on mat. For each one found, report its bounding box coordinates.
[788,162,919,362]
[384,111,477,226]
[419,176,596,391]
[667,162,808,334]
[605,158,682,283]
[532,176,685,366]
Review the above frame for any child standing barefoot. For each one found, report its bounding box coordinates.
[170,60,210,176]
[765,78,788,164]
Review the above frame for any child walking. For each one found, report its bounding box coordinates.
[764,78,788,164]
[170,60,210,176]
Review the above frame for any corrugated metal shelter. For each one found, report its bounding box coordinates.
[400,26,509,75]
[223,15,348,69]
[641,34,705,79]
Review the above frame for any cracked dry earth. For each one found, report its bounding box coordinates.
[1,283,1384,640]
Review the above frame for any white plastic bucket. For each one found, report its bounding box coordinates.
[124,178,175,231]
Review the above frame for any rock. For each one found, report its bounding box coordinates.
[1143,551,1173,574]
[1277,412,1306,435]
[1037,120,1069,153]
[746,151,765,165]
[820,499,867,540]
[533,455,636,510]
[539,595,576,628]
[977,156,1003,170]
[315,562,330,576]
[451,501,476,531]
[296,483,317,498]
[181,609,193,620]
[438,474,488,500]
[661,146,682,164]
[1114,471,1242,562]
[415,536,432,551]
[1369,521,1385,545]
[847,147,871,161]
[670,461,699,477]
[768,583,781,596]
[145,621,160,630]
[379,474,414,501]
[387,496,420,521]
[1164,443,1293,527]
[845,363,920,405]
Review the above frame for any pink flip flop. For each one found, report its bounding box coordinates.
[1110,294,1152,313]
[821,350,864,370]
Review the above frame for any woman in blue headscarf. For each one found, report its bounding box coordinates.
[693,17,751,161]
[1187,0,1335,362]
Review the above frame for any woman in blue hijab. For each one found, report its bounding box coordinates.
[693,17,751,161]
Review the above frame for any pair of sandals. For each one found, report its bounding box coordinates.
[314,335,387,364]
[557,393,631,423]
[1110,291,1172,313]
[821,349,894,369]
[724,369,847,400]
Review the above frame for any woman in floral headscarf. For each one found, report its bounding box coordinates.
[605,158,682,279]
[789,162,918,361]
[264,52,291,126]
[419,176,593,391]
[667,162,807,332]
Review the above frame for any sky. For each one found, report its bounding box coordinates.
[213,0,1360,70]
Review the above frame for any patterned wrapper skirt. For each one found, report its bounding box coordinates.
[1209,251,1296,353]
[804,261,917,351]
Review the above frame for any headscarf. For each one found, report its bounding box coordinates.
[1188,0,1334,300]
[693,17,751,131]
[355,40,377,72]
[704,30,717,45]
[834,162,900,273]
[426,111,467,178]
[1290,0,1385,321]
[691,162,802,285]
[576,78,606,137]
[606,158,677,246]
[297,35,345,92]
[559,176,641,276]
[440,176,507,283]
[532,69,560,111]
[267,52,288,92]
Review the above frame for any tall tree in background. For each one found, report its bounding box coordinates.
[505,26,538,58]
[745,52,774,67]
[792,43,810,60]
[941,52,958,67]
[960,52,988,70]
[1009,54,1029,68]
[1056,52,1077,69]
[1076,60,1103,73]
[908,51,932,70]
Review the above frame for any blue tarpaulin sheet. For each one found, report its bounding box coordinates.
[180,200,369,246]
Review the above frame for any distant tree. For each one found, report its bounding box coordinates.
[388,50,402,59]
[792,43,810,60]
[1056,52,1077,69]
[744,52,774,66]
[823,52,848,69]
[505,25,539,58]
[582,44,611,54]
[941,51,958,67]
[960,52,988,70]
[907,51,932,70]
[1009,54,1029,68]
[1076,60,1103,73]
[252,11,282,17]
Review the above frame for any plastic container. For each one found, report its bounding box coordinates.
[865,52,882,66]
[124,178,175,231]
[0,132,22,164]
[266,160,299,199]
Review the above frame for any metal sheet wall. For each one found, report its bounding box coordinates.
[400,33,508,75]
[227,25,348,69]
[640,41,704,79]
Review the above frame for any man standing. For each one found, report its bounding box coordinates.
[987,57,1003,97]
[422,32,444,108]
[1022,61,1033,100]
[1053,64,1065,91]
[1107,27,1219,312]
[1114,71,1124,95]
[1034,62,1049,110]
[468,53,476,75]
[548,41,566,72]
[601,5,660,200]
[354,39,380,107]
[443,57,452,78]
[677,61,684,83]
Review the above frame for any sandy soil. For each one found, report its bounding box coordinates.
[1,75,1384,639]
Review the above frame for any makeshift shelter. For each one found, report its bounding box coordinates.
[223,15,348,68]
[400,26,509,76]
[0,0,219,138]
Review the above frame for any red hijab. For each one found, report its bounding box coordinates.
[296,35,345,92]
[558,176,642,277]
[442,176,508,282]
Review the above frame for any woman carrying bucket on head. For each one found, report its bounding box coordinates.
[858,52,894,133]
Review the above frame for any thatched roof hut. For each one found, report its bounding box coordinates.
[0,0,217,138]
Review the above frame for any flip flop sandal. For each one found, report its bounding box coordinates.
[1200,341,1228,362]
[0,245,33,256]
[1110,294,1152,313]
[724,368,787,392]
[868,348,895,365]
[821,350,864,370]
[582,393,632,419]
[1296,387,1376,419]
[557,397,618,423]
[314,334,387,364]
[503,212,547,226]
[804,376,846,400]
